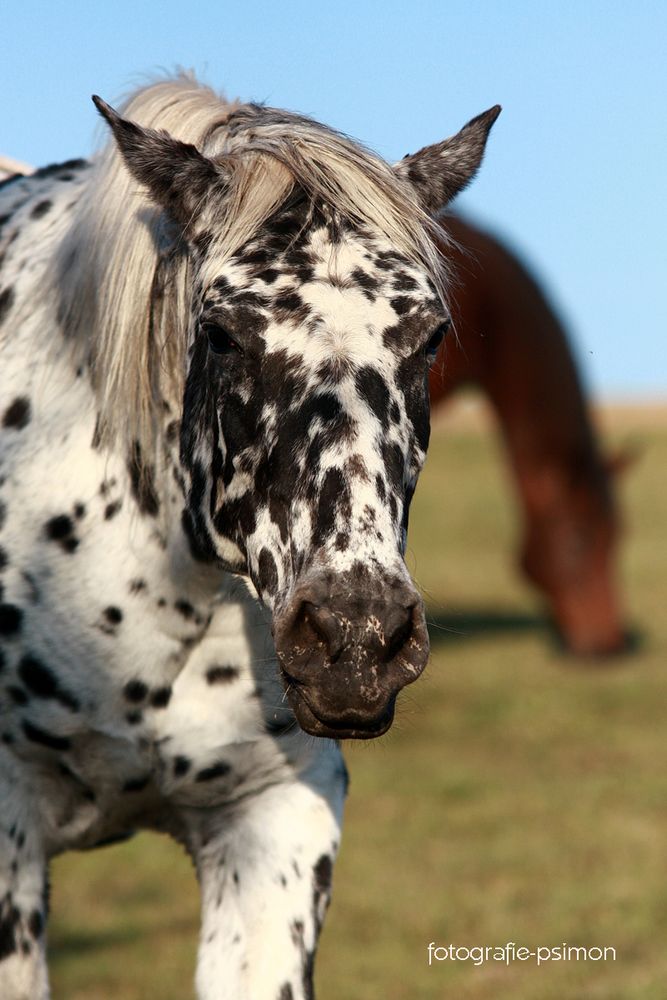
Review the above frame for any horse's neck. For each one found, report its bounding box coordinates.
[443,215,613,521]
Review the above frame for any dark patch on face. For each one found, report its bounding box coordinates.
[129,578,147,594]
[334,530,349,551]
[268,495,289,545]
[44,514,78,553]
[273,288,308,323]
[0,546,7,572]
[375,249,405,270]
[104,500,122,520]
[279,985,294,1000]
[213,492,256,541]
[0,898,21,960]
[393,271,418,291]
[127,441,160,517]
[181,507,217,564]
[73,503,86,519]
[122,775,150,793]
[390,295,413,316]
[150,686,171,708]
[2,396,31,429]
[238,246,270,267]
[17,654,80,711]
[396,354,431,452]
[355,366,390,427]
[173,755,191,777]
[206,665,239,684]
[0,287,15,325]
[0,603,23,636]
[315,357,351,384]
[381,441,406,491]
[28,910,44,939]
[312,467,350,548]
[195,760,231,782]
[312,392,342,425]
[21,719,71,751]
[123,680,148,703]
[125,710,142,725]
[313,854,333,894]
[388,493,398,521]
[257,547,279,596]
[31,200,52,220]
[401,481,415,538]
[256,267,280,284]
[351,266,379,300]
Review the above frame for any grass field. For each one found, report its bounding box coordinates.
[49,402,667,1000]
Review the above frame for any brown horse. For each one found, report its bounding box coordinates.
[430,214,628,656]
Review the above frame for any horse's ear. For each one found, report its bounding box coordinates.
[92,95,226,234]
[395,105,501,215]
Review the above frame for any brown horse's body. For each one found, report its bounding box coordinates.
[431,215,626,655]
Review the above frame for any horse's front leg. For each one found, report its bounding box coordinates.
[187,745,346,1000]
[0,758,50,1000]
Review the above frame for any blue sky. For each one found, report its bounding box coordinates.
[3,0,665,396]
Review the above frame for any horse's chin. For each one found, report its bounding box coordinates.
[284,683,396,740]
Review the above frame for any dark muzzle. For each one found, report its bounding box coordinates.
[273,569,429,739]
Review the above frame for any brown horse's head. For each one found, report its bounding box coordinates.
[519,447,636,656]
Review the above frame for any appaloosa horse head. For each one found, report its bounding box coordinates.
[92,94,500,737]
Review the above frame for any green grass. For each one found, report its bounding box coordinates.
[49,412,667,999]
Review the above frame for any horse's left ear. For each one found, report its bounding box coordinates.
[395,105,501,214]
[92,95,226,234]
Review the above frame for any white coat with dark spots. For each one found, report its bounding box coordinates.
[0,75,498,999]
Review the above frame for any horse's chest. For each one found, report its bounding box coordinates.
[8,607,294,853]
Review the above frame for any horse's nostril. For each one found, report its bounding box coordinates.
[384,607,414,662]
[300,602,344,661]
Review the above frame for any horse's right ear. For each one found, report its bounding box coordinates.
[92,95,226,234]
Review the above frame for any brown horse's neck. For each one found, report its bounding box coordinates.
[432,214,624,655]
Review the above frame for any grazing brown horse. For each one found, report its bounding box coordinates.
[430,214,628,656]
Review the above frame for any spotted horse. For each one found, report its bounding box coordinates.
[0,75,498,999]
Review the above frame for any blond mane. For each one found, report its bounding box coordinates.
[56,73,449,459]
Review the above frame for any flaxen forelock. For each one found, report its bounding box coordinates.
[55,74,448,458]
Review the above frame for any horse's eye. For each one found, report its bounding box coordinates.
[204,324,243,356]
[425,320,450,360]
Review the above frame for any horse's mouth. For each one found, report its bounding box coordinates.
[281,674,396,740]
